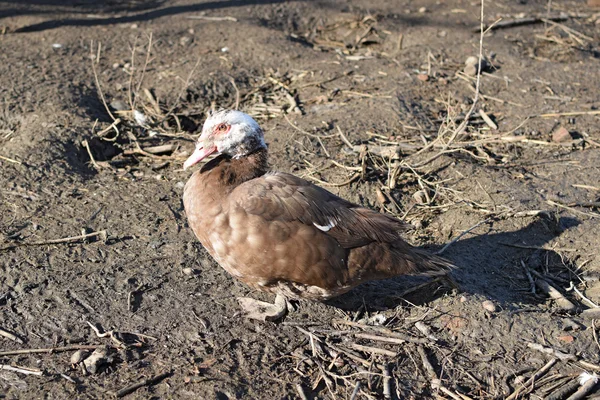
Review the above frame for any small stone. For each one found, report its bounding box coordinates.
[130,24,138,29]
[460,295,468,303]
[482,300,496,312]
[552,126,573,143]
[180,36,192,46]
[176,181,185,189]
[221,47,229,52]
[465,56,478,66]
[182,267,194,275]
[464,64,477,76]
[70,350,89,365]
[557,335,574,343]
[112,62,120,69]
[413,189,428,204]
[438,77,448,85]
[110,100,128,111]
[416,73,429,82]
[52,43,63,49]
[418,7,427,13]
[83,346,111,374]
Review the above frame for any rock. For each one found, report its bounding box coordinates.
[464,56,490,76]
[552,126,573,143]
[83,346,112,374]
[416,73,429,82]
[110,100,128,112]
[562,318,583,331]
[413,189,428,204]
[465,56,478,66]
[482,300,496,312]
[70,349,89,365]
[557,335,574,343]
[464,64,477,76]
[581,308,600,319]
[418,7,427,13]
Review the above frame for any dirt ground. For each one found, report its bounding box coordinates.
[1,0,600,399]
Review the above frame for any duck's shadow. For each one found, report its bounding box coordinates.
[325,214,580,312]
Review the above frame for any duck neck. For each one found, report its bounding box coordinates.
[200,147,269,190]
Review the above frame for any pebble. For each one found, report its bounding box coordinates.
[416,73,429,82]
[465,56,478,66]
[70,350,89,365]
[552,126,573,143]
[412,189,428,204]
[182,267,194,275]
[482,300,496,312]
[464,64,477,77]
[176,181,185,189]
[557,335,574,343]
[418,7,427,13]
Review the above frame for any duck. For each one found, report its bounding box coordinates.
[183,110,452,321]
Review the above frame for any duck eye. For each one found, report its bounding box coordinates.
[216,123,228,133]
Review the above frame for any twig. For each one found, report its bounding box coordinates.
[475,13,569,32]
[186,15,238,22]
[566,282,599,308]
[113,370,172,398]
[499,242,577,252]
[520,260,536,294]
[350,343,397,357]
[547,199,600,218]
[0,344,101,357]
[527,342,576,361]
[228,76,240,111]
[0,154,21,164]
[336,126,354,148]
[1,230,108,252]
[0,327,23,344]
[567,373,599,400]
[82,140,102,170]
[90,41,117,122]
[506,358,558,400]
[436,218,491,255]
[539,110,600,118]
[535,279,577,312]
[295,384,309,400]
[413,0,487,168]
[355,332,430,345]
[479,109,497,130]
[350,381,361,400]
[0,364,43,376]
[381,363,392,399]
[305,172,360,188]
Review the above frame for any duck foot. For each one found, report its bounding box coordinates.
[237,294,288,322]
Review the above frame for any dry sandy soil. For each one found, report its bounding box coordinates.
[1,0,600,399]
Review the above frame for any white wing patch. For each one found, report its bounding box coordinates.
[313,219,336,232]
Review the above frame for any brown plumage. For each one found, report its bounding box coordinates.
[183,111,452,306]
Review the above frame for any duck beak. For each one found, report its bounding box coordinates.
[183,143,217,170]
